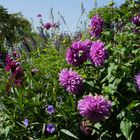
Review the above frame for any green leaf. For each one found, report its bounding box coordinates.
[117,110,125,120]
[120,119,133,140]
[85,81,94,87]
[2,125,13,137]
[61,129,79,140]
[126,100,140,111]
[42,123,46,135]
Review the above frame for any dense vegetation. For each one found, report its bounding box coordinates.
[0,0,140,140]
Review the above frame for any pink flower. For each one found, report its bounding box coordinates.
[89,40,108,67]
[89,15,104,37]
[78,94,112,122]
[59,68,83,94]
[66,41,87,67]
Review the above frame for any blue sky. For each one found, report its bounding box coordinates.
[0,0,126,32]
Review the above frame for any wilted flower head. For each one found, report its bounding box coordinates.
[31,68,39,75]
[89,40,108,67]
[43,23,52,30]
[80,120,92,136]
[13,66,23,76]
[132,14,140,26]
[59,68,83,94]
[89,15,104,37]
[78,94,112,122]
[66,41,87,67]
[46,124,56,133]
[23,118,29,127]
[135,72,140,91]
[47,105,55,114]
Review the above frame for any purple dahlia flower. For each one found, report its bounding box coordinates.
[89,40,108,67]
[66,41,87,67]
[89,15,104,37]
[46,124,56,133]
[78,94,112,122]
[59,68,83,94]
[132,14,140,26]
[135,72,140,91]
[47,105,55,115]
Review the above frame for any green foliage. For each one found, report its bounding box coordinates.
[1,0,140,140]
[0,6,32,46]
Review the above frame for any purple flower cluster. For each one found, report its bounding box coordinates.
[5,54,17,72]
[78,94,112,122]
[132,14,140,26]
[89,15,104,37]
[89,40,108,67]
[66,40,107,67]
[47,105,55,115]
[66,41,87,67]
[23,118,29,127]
[59,68,83,94]
[46,124,56,133]
[5,53,23,86]
[135,72,140,91]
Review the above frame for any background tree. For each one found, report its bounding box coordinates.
[0,6,32,47]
